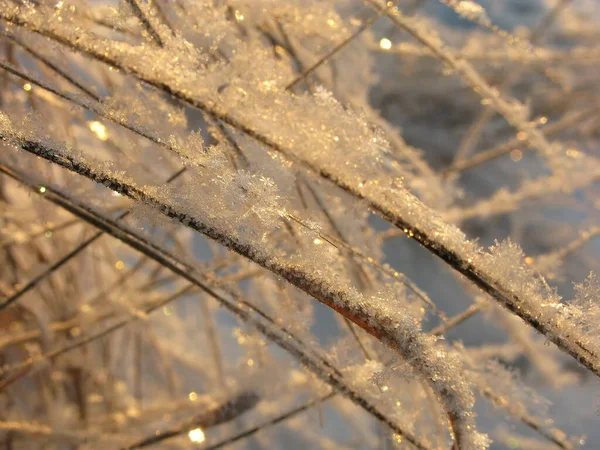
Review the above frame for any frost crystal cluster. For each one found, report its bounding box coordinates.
[0,0,599,449]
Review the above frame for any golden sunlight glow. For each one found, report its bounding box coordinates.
[379,38,392,50]
[88,121,109,141]
[188,428,206,443]
[23,83,32,92]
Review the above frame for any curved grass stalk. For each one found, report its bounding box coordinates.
[373,43,600,65]
[1,128,479,448]
[0,125,487,448]
[1,4,597,446]
[0,159,432,450]
[286,213,441,316]
[0,12,596,380]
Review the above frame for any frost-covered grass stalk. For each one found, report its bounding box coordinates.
[0,1,599,449]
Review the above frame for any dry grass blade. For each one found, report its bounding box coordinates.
[1,2,599,448]
[1,130,464,448]
[0,160,431,450]
[202,392,336,450]
[122,391,260,449]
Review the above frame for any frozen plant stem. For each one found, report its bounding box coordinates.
[124,0,164,47]
[365,0,563,170]
[122,391,260,449]
[0,8,569,379]
[2,5,592,381]
[444,105,600,175]
[0,2,598,448]
[0,129,485,449]
[285,0,401,91]
[202,392,337,450]
[0,161,430,450]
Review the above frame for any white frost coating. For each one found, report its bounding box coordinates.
[570,272,600,345]
[2,2,599,448]
[1,110,489,448]
[455,1,491,27]
[1,3,597,374]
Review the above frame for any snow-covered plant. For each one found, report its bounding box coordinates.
[0,0,599,448]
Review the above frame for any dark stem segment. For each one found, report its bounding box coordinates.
[122,391,260,449]
[124,0,164,47]
[202,392,336,450]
